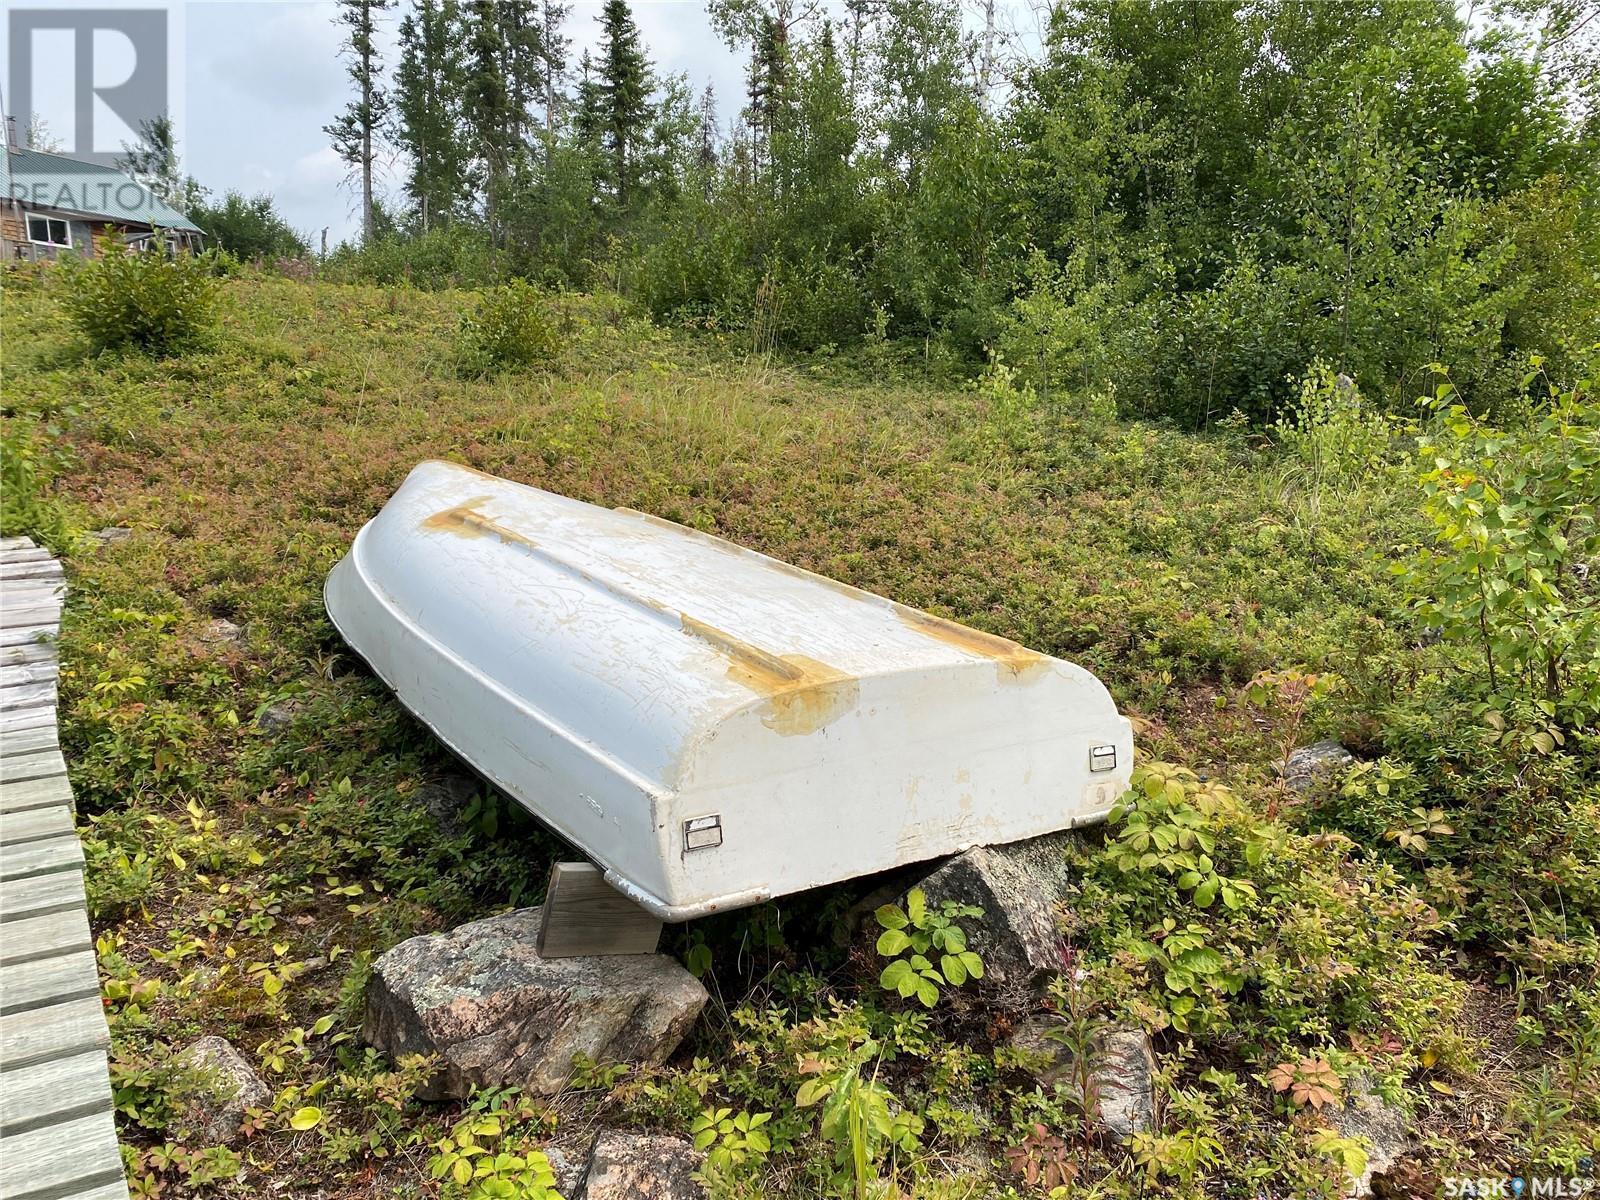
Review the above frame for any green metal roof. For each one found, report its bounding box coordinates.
[7,147,202,233]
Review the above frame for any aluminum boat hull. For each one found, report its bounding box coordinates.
[326,460,1133,920]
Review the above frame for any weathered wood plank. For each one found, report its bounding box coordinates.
[0,870,87,923]
[0,588,64,613]
[0,1048,113,1135]
[0,834,84,885]
[0,538,33,552]
[0,661,57,689]
[0,751,68,786]
[0,949,101,1018]
[0,682,56,713]
[64,1180,133,1200]
[0,607,60,633]
[0,805,74,848]
[0,546,51,564]
[0,573,64,593]
[0,705,57,735]
[0,1107,124,1198]
[0,802,73,844]
[0,776,72,815]
[0,907,92,967]
[0,562,65,586]
[0,542,119,1198]
[0,626,57,650]
[0,993,108,1069]
[0,642,56,668]
[0,727,59,757]
[536,861,662,958]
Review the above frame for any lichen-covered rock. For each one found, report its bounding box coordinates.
[1008,1018,1156,1142]
[173,1035,271,1146]
[1095,1026,1159,1142]
[911,830,1085,991]
[203,618,245,645]
[543,1143,590,1197]
[1328,1076,1413,1197]
[573,1131,705,1200]
[86,527,133,548]
[1283,740,1356,794]
[255,698,304,732]
[416,773,481,835]
[363,908,708,1098]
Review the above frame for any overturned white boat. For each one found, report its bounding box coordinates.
[325,461,1133,921]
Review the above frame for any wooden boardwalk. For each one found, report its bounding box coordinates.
[0,537,128,1200]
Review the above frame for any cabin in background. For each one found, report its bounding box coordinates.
[1,115,203,261]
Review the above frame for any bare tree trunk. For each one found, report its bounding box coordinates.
[360,4,375,242]
[980,0,996,96]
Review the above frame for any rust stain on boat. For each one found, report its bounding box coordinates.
[679,614,858,736]
[421,497,538,549]
[894,605,1050,684]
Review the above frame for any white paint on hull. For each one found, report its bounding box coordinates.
[325,461,1133,920]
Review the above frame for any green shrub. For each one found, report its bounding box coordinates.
[455,281,561,377]
[61,237,219,356]
[0,418,77,551]
[1398,358,1600,721]
[331,226,497,290]
[1273,362,1401,517]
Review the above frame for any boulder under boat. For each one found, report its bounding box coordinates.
[325,461,1134,921]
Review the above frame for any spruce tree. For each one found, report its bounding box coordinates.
[463,0,513,234]
[324,0,393,243]
[745,14,790,184]
[696,84,719,178]
[595,0,655,211]
[497,2,546,150]
[539,0,572,166]
[395,0,471,230]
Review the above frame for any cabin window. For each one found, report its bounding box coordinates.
[26,215,71,247]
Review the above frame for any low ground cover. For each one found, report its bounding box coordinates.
[2,267,1595,1197]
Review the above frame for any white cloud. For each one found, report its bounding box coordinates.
[202,3,347,112]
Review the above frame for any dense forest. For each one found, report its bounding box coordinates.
[275,0,1599,424]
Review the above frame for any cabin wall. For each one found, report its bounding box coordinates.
[0,206,23,255]
[2,207,99,261]
[1,211,176,261]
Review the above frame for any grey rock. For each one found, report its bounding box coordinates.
[1328,1076,1412,1197]
[363,907,708,1099]
[544,1144,590,1197]
[203,618,245,645]
[1283,740,1356,795]
[573,1131,705,1200]
[1008,1014,1078,1089]
[1095,1025,1159,1142]
[255,698,305,733]
[85,527,133,548]
[912,830,1085,992]
[417,774,481,835]
[1008,1018,1156,1143]
[173,1035,271,1146]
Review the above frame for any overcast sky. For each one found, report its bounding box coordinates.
[4,1,765,246]
[191,1,755,247]
[1,0,1049,246]
[6,0,1062,249]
